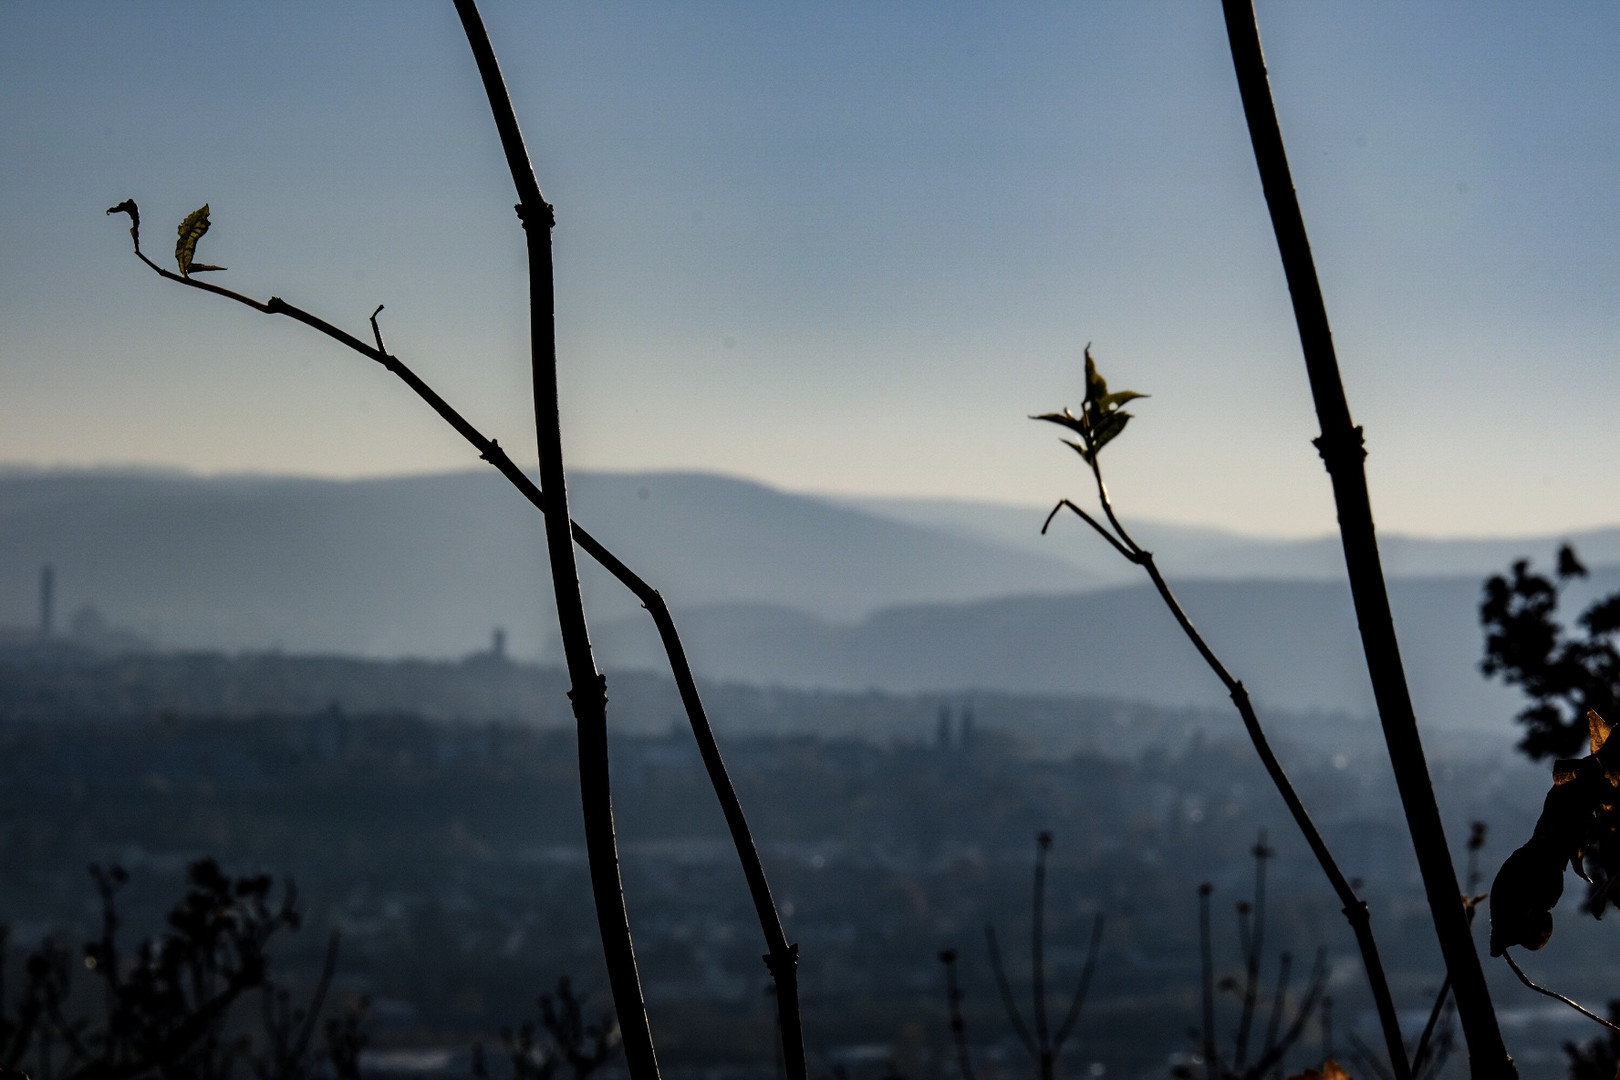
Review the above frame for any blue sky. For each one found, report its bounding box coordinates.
[3,2,1618,537]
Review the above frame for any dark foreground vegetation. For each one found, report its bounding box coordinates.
[0,647,1564,1080]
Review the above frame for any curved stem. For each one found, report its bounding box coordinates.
[109,210,803,1080]
[984,925,1036,1058]
[1048,500,1409,1079]
[1031,835,1052,1075]
[1501,951,1620,1035]
[1052,914,1104,1048]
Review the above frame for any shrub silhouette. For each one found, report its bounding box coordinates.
[1175,841,1330,1080]
[937,832,1103,1080]
[0,860,342,1080]
[1480,546,1620,762]
[472,977,618,1080]
[1481,550,1620,1036]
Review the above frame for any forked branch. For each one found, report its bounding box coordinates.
[1037,424,1408,1080]
[106,199,805,1080]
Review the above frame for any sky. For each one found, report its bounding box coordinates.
[3,2,1619,538]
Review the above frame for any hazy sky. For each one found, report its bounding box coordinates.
[3,3,1618,537]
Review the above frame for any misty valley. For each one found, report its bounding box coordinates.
[0,644,1585,1079]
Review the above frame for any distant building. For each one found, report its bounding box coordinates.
[39,564,55,640]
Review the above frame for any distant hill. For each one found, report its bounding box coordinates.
[0,468,1089,656]
[1,467,1612,735]
[838,492,1620,587]
[579,568,1620,735]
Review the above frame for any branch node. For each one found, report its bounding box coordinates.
[1311,425,1368,472]
[566,672,608,708]
[762,943,799,978]
[515,200,556,230]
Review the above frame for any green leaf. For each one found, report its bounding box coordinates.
[1030,409,1089,438]
[1100,390,1148,410]
[1062,439,1095,464]
[1090,410,1132,453]
[1037,346,1148,465]
[1083,347,1108,408]
[175,204,215,277]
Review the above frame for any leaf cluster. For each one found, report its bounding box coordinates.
[1480,545,1620,761]
[1031,347,1147,465]
[1489,709,1620,956]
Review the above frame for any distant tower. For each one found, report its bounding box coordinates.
[39,564,55,640]
[492,626,507,662]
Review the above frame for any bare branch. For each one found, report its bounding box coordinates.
[1502,950,1620,1035]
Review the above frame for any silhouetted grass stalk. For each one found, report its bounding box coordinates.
[980,834,1103,1080]
[938,950,977,1080]
[1217,2,1511,1076]
[1187,846,1327,1080]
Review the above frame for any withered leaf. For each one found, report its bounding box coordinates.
[1491,709,1620,951]
[1288,1061,1351,1080]
[174,204,225,276]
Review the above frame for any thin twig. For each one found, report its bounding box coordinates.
[1501,951,1620,1035]
[1199,885,1219,1080]
[1052,914,1105,1047]
[1410,976,1452,1079]
[984,925,1037,1057]
[288,928,342,1067]
[1042,500,1137,563]
[1046,475,1409,1078]
[1032,833,1053,1080]
[939,951,978,1080]
[1261,951,1291,1064]
[1234,836,1270,1071]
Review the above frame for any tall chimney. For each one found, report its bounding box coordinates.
[39,564,55,640]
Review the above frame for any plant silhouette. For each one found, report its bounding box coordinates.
[1561,1002,1620,1080]
[105,3,804,1076]
[1174,838,1329,1080]
[472,977,619,1080]
[1480,546,1620,761]
[938,832,1103,1080]
[1219,1,1510,1074]
[0,860,344,1080]
[1481,549,1620,1035]
[1033,348,1408,1079]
